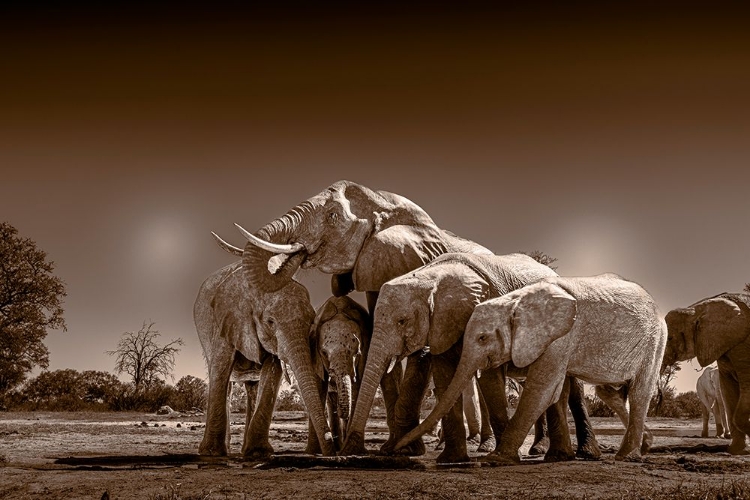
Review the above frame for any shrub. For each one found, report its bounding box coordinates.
[275,387,305,412]
[170,375,207,411]
[586,395,615,417]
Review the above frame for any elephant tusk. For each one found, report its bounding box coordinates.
[476,370,482,379]
[386,356,399,374]
[234,223,305,254]
[210,231,244,256]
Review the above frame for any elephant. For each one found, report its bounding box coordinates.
[233,180,495,449]
[662,292,750,455]
[346,252,601,463]
[305,295,371,452]
[397,274,667,463]
[195,234,334,457]
[696,365,730,439]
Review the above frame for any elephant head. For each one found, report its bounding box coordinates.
[236,180,490,295]
[310,296,371,423]
[664,294,750,368]
[395,281,577,449]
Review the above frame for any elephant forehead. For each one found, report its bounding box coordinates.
[320,319,360,346]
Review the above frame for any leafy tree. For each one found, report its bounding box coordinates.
[23,369,83,405]
[0,222,67,393]
[106,321,183,392]
[78,370,122,403]
[520,250,558,271]
[650,363,680,417]
[744,283,750,294]
[172,375,207,411]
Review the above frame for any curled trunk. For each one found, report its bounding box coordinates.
[395,353,480,451]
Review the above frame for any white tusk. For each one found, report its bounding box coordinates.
[386,356,398,374]
[476,370,482,379]
[234,223,305,254]
[211,232,243,256]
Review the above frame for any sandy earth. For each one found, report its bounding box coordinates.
[1,411,749,499]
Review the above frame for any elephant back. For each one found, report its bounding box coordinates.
[424,252,558,299]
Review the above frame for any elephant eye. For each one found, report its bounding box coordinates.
[477,334,488,344]
[266,317,275,327]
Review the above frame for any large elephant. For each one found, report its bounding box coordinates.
[234,180,494,446]
[397,274,667,463]
[195,236,333,457]
[306,295,370,452]
[662,292,750,455]
[696,365,730,439]
[345,252,601,463]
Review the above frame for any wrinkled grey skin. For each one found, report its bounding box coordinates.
[696,365,730,439]
[194,259,332,457]
[663,293,750,455]
[305,296,371,452]
[238,180,494,452]
[349,252,601,463]
[399,274,666,463]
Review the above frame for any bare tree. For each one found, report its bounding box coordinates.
[0,222,67,394]
[520,250,558,271]
[651,363,680,417]
[744,283,750,294]
[107,321,183,391]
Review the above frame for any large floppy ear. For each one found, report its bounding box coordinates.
[695,297,750,367]
[428,275,485,355]
[511,282,577,368]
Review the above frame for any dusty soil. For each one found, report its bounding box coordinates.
[1,411,749,499]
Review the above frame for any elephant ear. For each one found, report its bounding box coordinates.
[353,225,446,292]
[695,297,750,367]
[428,274,486,355]
[510,282,577,368]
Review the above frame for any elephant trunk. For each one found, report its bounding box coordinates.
[284,332,335,456]
[342,335,394,453]
[337,373,353,422]
[241,201,316,292]
[395,350,480,451]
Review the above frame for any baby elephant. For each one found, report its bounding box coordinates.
[306,296,370,453]
[397,274,667,463]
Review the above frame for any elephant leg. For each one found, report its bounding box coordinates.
[476,366,507,454]
[568,376,601,460]
[616,374,656,461]
[476,381,496,453]
[700,403,710,438]
[595,384,651,458]
[716,392,731,439]
[382,352,431,456]
[328,391,344,450]
[463,378,481,444]
[528,413,549,456]
[306,377,329,454]
[711,401,724,438]
[543,377,575,463]
[199,342,234,456]
[242,356,283,459]
[488,358,567,465]
[243,380,259,451]
[719,369,749,455]
[431,349,470,463]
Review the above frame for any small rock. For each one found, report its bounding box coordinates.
[176,423,182,428]
[140,422,149,427]
[154,423,160,427]
[190,426,197,431]
[156,405,175,415]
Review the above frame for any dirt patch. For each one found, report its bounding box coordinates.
[1,412,749,499]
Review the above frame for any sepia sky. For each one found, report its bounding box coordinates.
[1,4,749,394]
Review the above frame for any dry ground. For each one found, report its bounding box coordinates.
[1,410,749,499]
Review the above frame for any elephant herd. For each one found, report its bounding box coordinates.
[195,180,750,465]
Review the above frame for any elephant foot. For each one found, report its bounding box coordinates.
[576,442,602,461]
[305,442,322,455]
[615,451,643,462]
[701,431,709,438]
[476,436,496,453]
[543,448,575,463]
[728,443,750,455]
[467,433,481,447]
[528,436,549,456]
[340,432,367,456]
[382,435,426,457]
[640,431,654,455]
[481,450,521,465]
[436,448,471,464]
[242,442,274,460]
[198,440,228,457]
